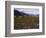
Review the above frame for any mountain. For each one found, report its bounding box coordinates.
[14,9,29,16]
[14,9,39,16]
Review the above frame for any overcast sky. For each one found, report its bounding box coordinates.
[14,8,39,15]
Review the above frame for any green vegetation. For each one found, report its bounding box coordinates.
[14,16,39,29]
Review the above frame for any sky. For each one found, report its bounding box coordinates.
[14,8,39,15]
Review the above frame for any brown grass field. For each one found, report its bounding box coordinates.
[14,16,39,29]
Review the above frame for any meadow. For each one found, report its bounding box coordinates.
[14,16,39,29]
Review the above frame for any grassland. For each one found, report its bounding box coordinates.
[14,16,39,29]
